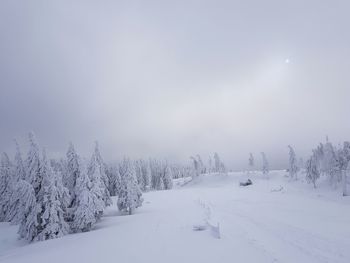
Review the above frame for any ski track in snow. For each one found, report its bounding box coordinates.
[1,171,350,263]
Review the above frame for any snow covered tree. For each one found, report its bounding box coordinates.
[0,152,13,221]
[117,158,143,215]
[71,161,103,232]
[35,150,69,241]
[87,142,112,207]
[306,151,320,188]
[18,180,38,241]
[248,153,254,173]
[6,140,28,223]
[213,153,226,173]
[65,142,80,207]
[161,161,173,190]
[105,164,121,196]
[213,152,221,173]
[288,145,299,180]
[149,159,164,190]
[261,152,269,177]
[26,132,41,195]
[190,156,200,176]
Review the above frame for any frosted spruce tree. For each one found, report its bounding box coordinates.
[288,145,299,180]
[0,152,13,221]
[248,153,254,173]
[117,158,143,215]
[88,142,112,207]
[65,142,80,207]
[105,165,121,196]
[6,140,28,223]
[140,159,150,191]
[18,180,38,241]
[35,150,69,241]
[72,161,104,232]
[26,132,42,195]
[161,161,173,190]
[306,151,320,188]
[261,152,269,178]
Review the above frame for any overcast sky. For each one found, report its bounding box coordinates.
[1,0,350,169]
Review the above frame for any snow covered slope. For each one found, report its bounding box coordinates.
[1,171,350,263]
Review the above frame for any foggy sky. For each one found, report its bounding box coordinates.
[1,0,350,170]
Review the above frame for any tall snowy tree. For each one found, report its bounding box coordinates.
[161,161,173,190]
[117,158,143,215]
[26,132,41,195]
[0,152,13,221]
[18,180,38,241]
[72,162,103,232]
[6,140,28,223]
[87,142,112,207]
[35,150,69,241]
[65,142,80,207]
[306,151,320,188]
[261,152,269,177]
[288,145,299,180]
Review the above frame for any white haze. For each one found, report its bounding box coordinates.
[0,0,350,169]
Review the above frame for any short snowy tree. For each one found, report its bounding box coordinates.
[261,152,269,177]
[36,150,69,241]
[288,145,299,180]
[117,158,143,215]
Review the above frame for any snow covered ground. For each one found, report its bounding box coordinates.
[1,171,350,263]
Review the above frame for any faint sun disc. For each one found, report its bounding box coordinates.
[285,58,290,64]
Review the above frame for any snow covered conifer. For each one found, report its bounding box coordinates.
[306,151,320,188]
[18,180,38,241]
[72,162,102,232]
[161,161,173,190]
[65,142,80,206]
[0,153,13,221]
[261,152,269,177]
[6,141,28,223]
[288,145,299,180]
[36,150,69,241]
[117,158,143,215]
[88,142,112,207]
[26,132,41,195]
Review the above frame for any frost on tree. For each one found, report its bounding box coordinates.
[87,142,112,207]
[261,152,269,177]
[72,162,103,232]
[26,132,42,195]
[6,141,28,223]
[18,180,38,241]
[35,150,69,241]
[306,151,320,188]
[117,158,143,215]
[65,142,80,208]
[105,164,121,196]
[0,152,13,221]
[288,145,299,180]
[213,153,226,173]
